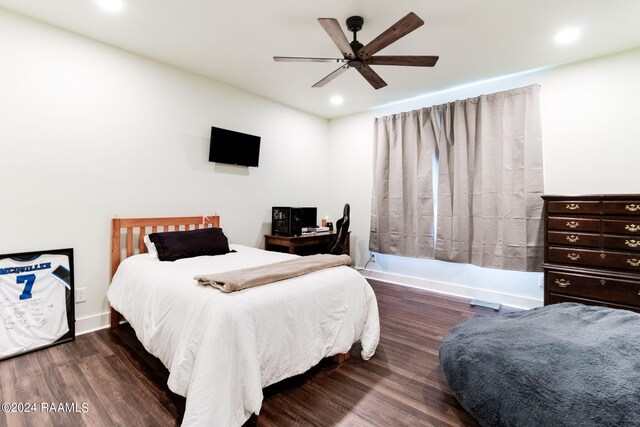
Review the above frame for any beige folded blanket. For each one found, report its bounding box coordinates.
[194,254,352,293]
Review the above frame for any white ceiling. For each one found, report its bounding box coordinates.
[2,0,640,119]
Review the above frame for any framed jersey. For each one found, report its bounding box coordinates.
[0,248,74,360]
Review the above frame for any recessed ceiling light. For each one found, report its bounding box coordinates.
[330,95,344,106]
[96,0,124,13]
[555,27,581,45]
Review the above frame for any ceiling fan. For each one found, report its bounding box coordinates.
[273,12,439,90]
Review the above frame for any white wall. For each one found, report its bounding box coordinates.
[328,47,640,308]
[0,9,331,331]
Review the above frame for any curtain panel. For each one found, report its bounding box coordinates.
[369,108,438,259]
[370,84,544,272]
[436,85,544,271]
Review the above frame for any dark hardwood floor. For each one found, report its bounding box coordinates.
[0,280,517,426]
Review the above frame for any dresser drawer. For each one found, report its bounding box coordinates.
[601,252,640,272]
[548,247,604,268]
[602,235,640,252]
[547,293,640,313]
[549,247,640,271]
[546,271,640,306]
[602,201,640,215]
[547,201,600,215]
[547,231,599,248]
[602,219,640,235]
[547,217,600,232]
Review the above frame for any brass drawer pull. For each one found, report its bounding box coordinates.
[626,224,640,232]
[566,235,580,243]
[555,279,571,288]
[600,280,607,285]
[600,253,606,259]
[566,203,580,210]
[567,253,581,261]
[625,240,640,248]
[627,258,640,267]
[566,221,580,229]
[625,204,640,212]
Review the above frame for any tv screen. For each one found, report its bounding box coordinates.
[209,126,260,167]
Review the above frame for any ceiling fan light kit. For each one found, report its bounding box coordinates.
[274,12,439,90]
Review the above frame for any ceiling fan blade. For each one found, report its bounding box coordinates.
[369,55,439,67]
[357,12,424,60]
[274,56,349,63]
[312,64,350,88]
[356,65,387,90]
[318,18,355,59]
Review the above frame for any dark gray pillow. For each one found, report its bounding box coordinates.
[148,227,230,261]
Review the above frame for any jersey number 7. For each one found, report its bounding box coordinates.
[17,274,36,300]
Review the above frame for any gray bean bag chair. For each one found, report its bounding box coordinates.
[439,303,640,427]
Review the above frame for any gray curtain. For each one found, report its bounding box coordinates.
[436,85,544,271]
[369,108,438,258]
[370,84,544,272]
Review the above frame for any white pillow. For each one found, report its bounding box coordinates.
[143,235,159,259]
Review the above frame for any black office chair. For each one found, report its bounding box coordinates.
[327,203,350,255]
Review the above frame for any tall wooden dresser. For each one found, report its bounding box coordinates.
[542,194,640,313]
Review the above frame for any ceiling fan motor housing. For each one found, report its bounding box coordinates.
[349,40,364,55]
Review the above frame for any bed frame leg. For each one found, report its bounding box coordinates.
[110,308,121,329]
[332,351,351,364]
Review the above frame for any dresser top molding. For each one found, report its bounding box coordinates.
[543,194,640,201]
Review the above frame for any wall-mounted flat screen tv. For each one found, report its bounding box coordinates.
[209,126,261,167]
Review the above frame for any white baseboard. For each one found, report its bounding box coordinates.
[75,312,111,335]
[359,269,543,310]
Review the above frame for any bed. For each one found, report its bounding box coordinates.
[107,215,380,426]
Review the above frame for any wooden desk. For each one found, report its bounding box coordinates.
[265,231,350,256]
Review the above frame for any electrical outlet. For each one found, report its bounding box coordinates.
[76,287,87,303]
[538,275,545,288]
[370,253,376,263]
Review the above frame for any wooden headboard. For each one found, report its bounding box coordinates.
[110,215,220,328]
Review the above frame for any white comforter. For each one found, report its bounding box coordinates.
[107,245,380,426]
